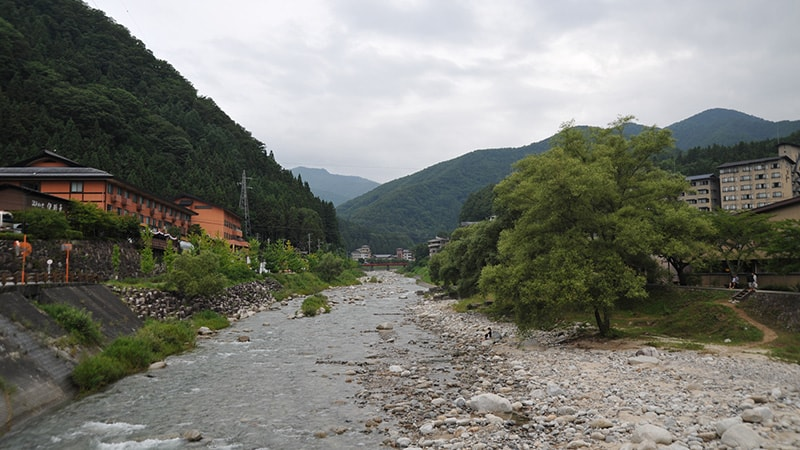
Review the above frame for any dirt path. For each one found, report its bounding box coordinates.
[721,298,778,345]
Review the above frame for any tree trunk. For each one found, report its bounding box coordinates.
[594,306,611,337]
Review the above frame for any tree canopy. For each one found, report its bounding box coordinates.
[479,117,698,336]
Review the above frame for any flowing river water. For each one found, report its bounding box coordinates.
[1,272,438,449]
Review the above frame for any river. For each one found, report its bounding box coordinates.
[0,272,433,449]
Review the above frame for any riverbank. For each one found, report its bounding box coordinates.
[358,272,800,449]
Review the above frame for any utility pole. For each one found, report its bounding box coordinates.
[238,170,252,238]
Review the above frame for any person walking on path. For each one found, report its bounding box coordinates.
[748,272,758,292]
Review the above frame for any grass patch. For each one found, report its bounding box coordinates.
[301,294,330,317]
[191,310,230,330]
[609,286,762,344]
[269,272,330,300]
[38,303,103,347]
[71,319,196,395]
[451,295,495,313]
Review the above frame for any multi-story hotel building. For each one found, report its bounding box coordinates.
[682,173,720,211]
[680,143,800,212]
[718,153,798,211]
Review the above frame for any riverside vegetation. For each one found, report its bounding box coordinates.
[54,234,361,395]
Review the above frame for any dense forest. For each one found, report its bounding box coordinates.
[0,0,339,249]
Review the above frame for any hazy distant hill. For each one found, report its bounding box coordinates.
[291,167,379,206]
[338,109,800,253]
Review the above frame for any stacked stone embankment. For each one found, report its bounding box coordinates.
[110,278,283,321]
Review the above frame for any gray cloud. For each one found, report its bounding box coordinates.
[91,0,799,183]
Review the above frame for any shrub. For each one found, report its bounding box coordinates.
[166,252,227,298]
[136,319,196,359]
[312,253,346,282]
[301,294,330,317]
[71,319,197,394]
[102,336,154,371]
[71,355,127,393]
[38,303,103,346]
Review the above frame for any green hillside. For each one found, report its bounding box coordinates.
[339,113,800,253]
[338,140,551,251]
[0,0,339,248]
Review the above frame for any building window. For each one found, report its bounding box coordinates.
[740,175,751,181]
[772,182,782,188]
[771,163,780,169]
[755,164,765,171]
[740,185,751,190]
[755,174,766,180]
[756,193,768,199]
[107,184,113,193]
[755,183,767,189]
[772,172,782,178]
[723,195,737,201]
[723,186,737,192]
[774,192,783,198]
[70,181,83,193]
[741,194,752,200]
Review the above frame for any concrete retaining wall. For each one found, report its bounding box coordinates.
[0,285,143,435]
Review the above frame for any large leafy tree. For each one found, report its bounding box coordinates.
[764,219,800,274]
[480,117,689,336]
[708,210,775,277]
[654,205,716,285]
[429,218,503,297]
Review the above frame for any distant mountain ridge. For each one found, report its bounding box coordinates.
[337,109,800,253]
[290,167,379,206]
[668,108,799,149]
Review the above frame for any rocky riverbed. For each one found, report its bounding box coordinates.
[347,272,800,449]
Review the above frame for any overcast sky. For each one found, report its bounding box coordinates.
[88,0,799,183]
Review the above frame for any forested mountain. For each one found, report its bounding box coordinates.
[668,108,800,150]
[337,140,551,252]
[290,167,379,207]
[339,111,800,253]
[0,0,339,249]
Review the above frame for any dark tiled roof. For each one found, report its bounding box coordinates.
[717,155,791,169]
[0,167,112,178]
[686,173,716,181]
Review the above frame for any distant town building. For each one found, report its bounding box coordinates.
[351,244,372,261]
[396,248,414,261]
[427,236,449,255]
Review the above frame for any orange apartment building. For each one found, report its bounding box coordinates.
[174,194,248,248]
[0,150,196,234]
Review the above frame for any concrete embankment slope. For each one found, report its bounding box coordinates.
[0,284,143,435]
